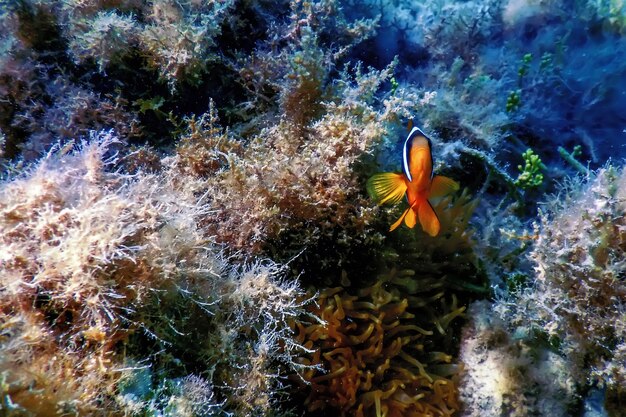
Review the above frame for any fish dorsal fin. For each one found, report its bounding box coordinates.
[407,119,414,132]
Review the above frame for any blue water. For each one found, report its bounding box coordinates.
[348,0,626,178]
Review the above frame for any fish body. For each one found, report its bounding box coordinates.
[367,125,459,236]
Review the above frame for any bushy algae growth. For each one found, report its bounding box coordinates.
[0,134,310,416]
[458,301,578,417]
[498,166,626,412]
[7,0,626,415]
[175,69,418,258]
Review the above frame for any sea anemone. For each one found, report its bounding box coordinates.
[293,274,464,417]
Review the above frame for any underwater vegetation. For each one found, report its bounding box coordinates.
[0,136,310,416]
[494,166,626,413]
[353,0,626,191]
[192,64,413,255]
[458,300,579,417]
[1,0,626,416]
[457,166,626,416]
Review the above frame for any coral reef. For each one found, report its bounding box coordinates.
[2,0,626,416]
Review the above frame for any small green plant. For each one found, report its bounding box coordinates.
[515,148,545,189]
[506,89,521,112]
[558,145,586,174]
[539,52,553,71]
[134,96,165,115]
[518,53,533,79]
[390,76,399,95]
[507,53,534,113]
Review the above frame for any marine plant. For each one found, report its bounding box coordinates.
[61,0,236,87]
[189,62,418,256]
[0,134,164,415]
[0,0,252,162]
[458,301,578,417]
[350,0,626,195]
[0,1,141,159]
[232,0,379,126]
[514,148,545,190]
[516,54,533,81]
[3,0,626,416]
[505,53,533,114]
[498,166,626,413]
[0,133,310,416]
[505,89,521,113]
[557,145,586,174]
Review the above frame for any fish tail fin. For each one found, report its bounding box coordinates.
[390,207,410,231]
[418,201,441,237]
[367,172,408,205]
[429,175,460,199]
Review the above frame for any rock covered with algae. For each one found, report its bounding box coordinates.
[0,134,312,416]
[493,167,626,414]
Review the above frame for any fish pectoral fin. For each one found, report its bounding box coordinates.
[429,175,460,199]
[367,172,408,205]
[418,201,441,237]
[390,208,410,231]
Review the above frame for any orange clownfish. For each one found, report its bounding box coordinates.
[367,124,459,236]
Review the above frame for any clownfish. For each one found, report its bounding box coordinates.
[367,123,459,236]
